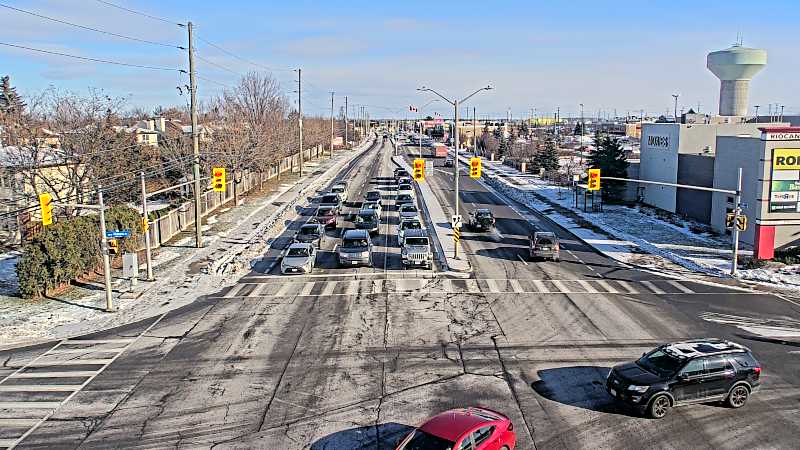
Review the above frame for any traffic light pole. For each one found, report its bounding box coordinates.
[731,168,743,276]
[141,172,154,281]
[188,21,203,249]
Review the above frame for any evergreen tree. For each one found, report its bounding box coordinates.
[536,136,559,172]
[573,122,583,136]
[498,134,508,155]
[588,132,629,201]
[0,76,25,115]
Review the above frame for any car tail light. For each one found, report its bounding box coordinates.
[754,367,762,376]
[507,423,513,431]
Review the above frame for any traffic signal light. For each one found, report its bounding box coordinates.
[413,159,425,181]
[39,192,53,226]
[587,168,601,191]
[108,238,119,255]
[212,167,226,192]
[469,157,481,179]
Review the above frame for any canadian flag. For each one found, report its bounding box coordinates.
[409,105,418,112]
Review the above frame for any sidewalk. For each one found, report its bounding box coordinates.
[0,140,375,349]
[393,154,470,273]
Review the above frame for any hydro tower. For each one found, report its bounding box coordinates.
[707,42,767,117]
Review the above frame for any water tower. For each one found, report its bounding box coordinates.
[707,44,767,117]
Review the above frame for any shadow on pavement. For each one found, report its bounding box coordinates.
[310,423,413,450]
[530,366,639,417]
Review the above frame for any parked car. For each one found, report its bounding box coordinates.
[365,190,382,205]
[396,193,415,207]
[330,183,348,203]
[606,339,761,419]
[529,231,560,261]
[319,193,343,212]
[337,229,373,267]
[280,242,317,274]
[444,156,454,167]
[395,407,516,450]
[400,229,433,269]
[295,223,325,247]
[468,208,495,231]
[354,209,380,235]
[361,201,382,219]
[399,204,419,220]
[398,217,423,243]
[312,206,338,229]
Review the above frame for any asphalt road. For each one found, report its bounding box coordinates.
[0,139,798,449]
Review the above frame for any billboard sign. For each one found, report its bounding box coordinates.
[769,148,800,213]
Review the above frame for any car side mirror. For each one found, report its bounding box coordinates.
[677,373,688,381]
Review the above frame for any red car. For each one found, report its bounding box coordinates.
[395,407,516,450]
[313,206,337,229]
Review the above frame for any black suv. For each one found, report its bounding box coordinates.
[606,339,761,419]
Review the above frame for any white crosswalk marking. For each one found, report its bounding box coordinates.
[373,279,384,294]
[345,281,360,295]
[247,283,269,297]
[26,359,114,367]
[551,280,569,293]
[224,283,248,298]
[615,280,639,294]
[273,282,295,297]
[595,280,618,294]
[577,280,599,293]
[465,279,480,293]
[667,280,695,294]
[485,279,500,293]
[509,279,524,293]
[321,281,337,296]
[299,282,315,296]
[641,280,666,294]
[0,385,81,392]
[532,280,548,293]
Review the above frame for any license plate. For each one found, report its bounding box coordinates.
[352,261,358,265]
[610,388,617,397]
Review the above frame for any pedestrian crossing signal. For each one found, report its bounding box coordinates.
[725,213,747,231]
[38,192,54,226]
[108,238,119,255]
[587,168,601,191]
[469,157,481,179]
[212,167,226,192]
[413,159,425,181]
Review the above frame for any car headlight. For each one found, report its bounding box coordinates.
[627,385,649,393]
[361,251,370,258]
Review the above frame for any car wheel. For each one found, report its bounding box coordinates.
[726,384,750,408]
[647,394,671,419]
[500,446,510,450]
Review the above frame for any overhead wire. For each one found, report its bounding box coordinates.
[0,42,180,72]
[93,0,184,27]
[0,3,184,49]
[194,33,294,72]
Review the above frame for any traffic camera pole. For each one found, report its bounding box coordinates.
[731,167,743,276]
[97,186,114,312]
[140,172,154,281]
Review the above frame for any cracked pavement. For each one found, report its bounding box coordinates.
[2,140,799,449]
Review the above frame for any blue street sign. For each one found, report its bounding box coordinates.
[106,230,131,238]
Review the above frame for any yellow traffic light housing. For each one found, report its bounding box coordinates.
[212,167,226,192]
[587,168,601,191]
[413,159,425,181]
[469,157,482,179]
[108,238,120,255]
[39,192,53,226]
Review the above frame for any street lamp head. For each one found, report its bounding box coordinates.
[417,86,428,91]
[484,85,493,91]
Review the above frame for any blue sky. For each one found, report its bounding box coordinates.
[2,0,798,119]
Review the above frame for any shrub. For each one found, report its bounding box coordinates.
[16,206,143,298]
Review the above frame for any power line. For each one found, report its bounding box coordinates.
[195,74,231,89]
[93,0,183,27]
[0,42,180,72]
[194,33,293,73]
[194,54,241,76]
[0,3,183,49]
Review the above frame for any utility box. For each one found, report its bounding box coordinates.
[123,252,139,279]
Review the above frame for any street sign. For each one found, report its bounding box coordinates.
[725,213,747,231]
[413,158,425,181]
[451,215,462,229]
[453,227,461,243]
[212,167,226,192]
[469,157,482,179]
[425,160,434,175]
[587,168,601,191]
[106,230,131,238]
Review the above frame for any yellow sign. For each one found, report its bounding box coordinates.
[772,148,800,170]
[212,167,226,192]
[38,192,53,226]
[469,157,482,179]
[413,159,425,181]
[587,168,601,191]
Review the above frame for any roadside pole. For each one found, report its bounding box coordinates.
[140,172,154,281]
[97,186,114,312]
[188,21,203,248]
[297,68,303,176]
[731,167,743,276]
[454,99,460,259]
[344,96,349,149]
[330,91,335,158]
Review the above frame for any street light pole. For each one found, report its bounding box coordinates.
[672,94,679,122]
[417,85,493,259]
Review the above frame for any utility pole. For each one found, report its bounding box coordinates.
[141,172,154,281]
[187,21,202,248]
[330,91,335,158]
[473,106,477,154]
[344,96,348,148]
[672,93,679,122]
[754,105,760,122]
[97,186,114,312]
[296,68,303,176]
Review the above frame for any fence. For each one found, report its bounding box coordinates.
[145,144,324,249]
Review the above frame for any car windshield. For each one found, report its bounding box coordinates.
[331,186,344,192]
[342,238,368,248]
[476,211,492,218]
[398,195,412,201]
[405,237,428,246]
[401,221,421,230]
[321,195,339,203]
[287,247,309,257]
[398,430,454,450]
[299,226,319,236]
[536,237,553,245]
[401,206,417,213]
[637,349,685,377]
[366,192,380,199]
[356,213,376,222]
[318,208,334,216]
